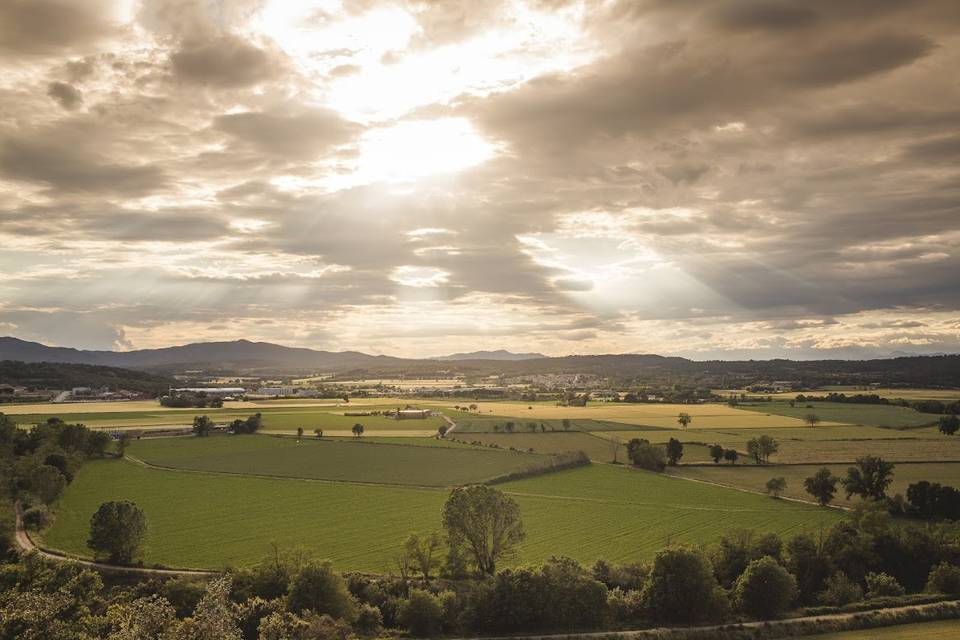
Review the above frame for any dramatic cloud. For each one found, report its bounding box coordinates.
[0,0,958,357]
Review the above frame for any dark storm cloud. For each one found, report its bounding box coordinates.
[706,2,819,32]
[170,35,279,87]
[0,0,116,56]
[46,81,83,110]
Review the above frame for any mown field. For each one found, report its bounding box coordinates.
[667,462,960,506]
[129,434,542,486]
[738,401,940,428]
[806,619,960,639]
[43,460,841,572]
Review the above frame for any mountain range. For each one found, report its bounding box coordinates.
[1,336,959,387]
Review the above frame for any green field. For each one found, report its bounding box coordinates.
[448,414,661,434]
[129,434,542,486]
[739,401,940,428]
[456,431,620,460]
[805,620,960,639]
[668,462,960,506]
[9,406,445,433]
[43,460,841,572]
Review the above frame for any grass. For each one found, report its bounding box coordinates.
[667,462,960,506]
[804,619,960,639]
[448,414,660,434]
[129,434,540,486]
[455,432,621,460]
[441,401,825,429]
[738,401,940,429]
[43,460,842,572]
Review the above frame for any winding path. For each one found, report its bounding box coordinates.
[12,500,216,577]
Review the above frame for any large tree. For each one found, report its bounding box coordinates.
[734,556,797,619]
[665,438,684,466]
[192,415,213,437]
[87,500,147,563]
[804,467,838,506]
[939,414,960,436]
[842,456,895,501]
[641,547,727,624]
[442,485,524,575]
[627,438,667,471]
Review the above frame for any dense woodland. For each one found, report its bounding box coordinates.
[0,361,173,397]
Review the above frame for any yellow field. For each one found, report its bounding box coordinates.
[0,397,411,415]
[717,388,960,401]
[442,401,833,429]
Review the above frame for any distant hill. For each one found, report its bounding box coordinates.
[0,361,174,395]
[0,337,414,373]
[435,349,546,361]
[1,337,958,387]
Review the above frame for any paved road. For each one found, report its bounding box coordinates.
[13,501,217,577]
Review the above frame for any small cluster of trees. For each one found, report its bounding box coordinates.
[229,413,263,435]
[803,456,896,506]
[746,435,779,464]
[161,392,224,408]
[2,414,113,530]
[709,443,740,464]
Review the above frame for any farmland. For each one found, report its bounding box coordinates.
[440,401,831,429]
[42,458,841,572]
[738,401,940,428]
[4,402,445,435]
[806,619,960,639]
[129,434,545,486]
[667,462,960,506]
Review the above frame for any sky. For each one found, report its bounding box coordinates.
[1,0,959,360]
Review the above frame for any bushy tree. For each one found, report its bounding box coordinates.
[677,412,692,429]
[766,477,787,498]
[733,556,797,619]
[177,575,241,640]
[192,415,213,437]
[25,463,67,504]
[401,532,442,579]
[865,572,905,598]
[442,485,524,575]
[747,435,779,464]
[926,562,960,594]
[711,529,783,588]
[709,443,724,463]
[805,467,838,506]
[786,533,832,605]
[626,438,666,471]
[106,594,178,640]
[665,438,683,466]
[397,589,444,637]
[351,423,364,438]
[842,456,895,501]
[353,604,383,637]
[819,572,863,606]
[286,561,357,621]
[723,448,739,464]
[641,547,728,624]
[87,500,147,563]
[938,414,959,436]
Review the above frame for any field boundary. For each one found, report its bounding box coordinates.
[662,468,852,511]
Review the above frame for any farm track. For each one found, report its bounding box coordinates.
[12,500,217,577]
[662,469,852,511]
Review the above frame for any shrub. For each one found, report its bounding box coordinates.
[641,547,729,624]
[734,556,797,619]
[926,562,960,594]
[607,587,645,624]
[286,561,357,622]
[353,603,383,637]
[22,505,52,530]
[398,589,444,637]
[819,572,863,606]
[865,572,905,599]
